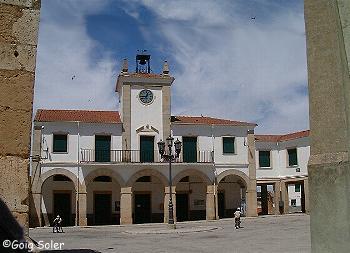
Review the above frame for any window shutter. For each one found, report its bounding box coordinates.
[259,151,270,167]
[223,137,235,154]
[288,148,298,166]
[53,134,67,152]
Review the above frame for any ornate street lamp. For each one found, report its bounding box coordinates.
[157,136,181,228]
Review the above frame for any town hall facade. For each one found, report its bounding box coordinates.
[30,54,309,227]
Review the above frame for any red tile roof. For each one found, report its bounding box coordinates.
[255,130,310,142]
[35,109,121,124]
[171,115,257,127]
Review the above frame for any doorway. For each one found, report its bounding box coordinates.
[53,192,72,226]
[134,193,151,224]
[95,135,111,162]
[176,193,189,222]
[218,192,225,218]
[140,136,154,162]
[94,193,112,225]
[182,137,197,162]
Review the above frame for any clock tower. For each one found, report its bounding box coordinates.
[116,53,175,152]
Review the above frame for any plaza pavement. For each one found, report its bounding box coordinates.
[30,214,310,253]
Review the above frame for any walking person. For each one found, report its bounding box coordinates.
[234,207,241,229]
[52,215,60,233]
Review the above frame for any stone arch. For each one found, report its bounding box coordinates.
[81,168,126,193]
[217,169,249,187]
[173,168,212,185]
[40,168,80,192]
[126,169,168,187]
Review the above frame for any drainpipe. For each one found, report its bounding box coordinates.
[75,121,80,226]
[211,124,218,219]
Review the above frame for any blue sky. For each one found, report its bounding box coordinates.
[33,0,308,134]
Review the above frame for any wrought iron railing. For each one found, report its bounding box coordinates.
[80,149,213,163]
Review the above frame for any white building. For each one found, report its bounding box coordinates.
[30,54,309,227]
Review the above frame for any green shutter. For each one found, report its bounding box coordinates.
[140,136,154,162]
[259,151,270,167]
[95,135,111,162]
[223,137,235,154]
[53,134,67,152]
[183,137,197,162]
[288,148,298,166]
[295,184,301,192]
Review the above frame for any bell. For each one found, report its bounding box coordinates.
[139,59,147,65]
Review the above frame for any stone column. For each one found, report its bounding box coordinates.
[78,192,87,226]
[246,130,257,217]
[120,187,132,224]
[305,0,350,251]
[30,192,42,227]
[162,86,171,141]
[164,186,176,223]
[303,178,310,214]
[281,181,289,214]
[0,0,41,232]
[206,185,216,220]
[274,181,281,215]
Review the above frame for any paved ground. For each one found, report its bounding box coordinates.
[29,214,310,253]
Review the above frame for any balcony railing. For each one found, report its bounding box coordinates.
[80,149,213,163]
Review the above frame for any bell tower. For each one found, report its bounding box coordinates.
[116,53,175,151]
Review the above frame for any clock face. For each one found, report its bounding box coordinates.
[139,89,154,104]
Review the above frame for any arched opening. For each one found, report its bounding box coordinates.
[218,174,247,218]
[175,172,209,222]
[132,174,165,224]
[86,175,121,225]
[41,174,76,227]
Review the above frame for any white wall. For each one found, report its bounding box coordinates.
[130,86,163,150]
[256,137,310,179]
[38,122,122,163]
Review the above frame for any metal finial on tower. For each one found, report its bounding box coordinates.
[162,60,169,75]
[121,58,128,74]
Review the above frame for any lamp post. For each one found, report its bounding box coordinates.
[157,136,181,228]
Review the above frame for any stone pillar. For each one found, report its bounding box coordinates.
[305,0,350,251]
[274,181,281,215]
[162,86,171,140]
[122,85,131,150]
[120,187,132,224]
[164,186,176,223]
[30,192,42,227]
[246,130,257,217]
[206,185,216,220]
[281,181,289,214]
[303,178,310,214]
[78,192,87,226]
[0,0,41,232]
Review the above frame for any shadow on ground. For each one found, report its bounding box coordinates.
[42,250,101,253]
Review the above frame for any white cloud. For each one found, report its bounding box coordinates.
[33,0,118,112]
[124,0,309,134]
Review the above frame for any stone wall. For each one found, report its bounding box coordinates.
[305,0,350,252]
[0,0,41,231]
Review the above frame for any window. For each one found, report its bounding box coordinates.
[53,134,67,153]
[287,148,298,166]
[295,184,301,192]
[223,137,235,154]
[291,199,297,207]
[93,176,112,182]
[53,175,70,181]
[136,176,151,182]
[259,151,271,168]
[180,176,189,182]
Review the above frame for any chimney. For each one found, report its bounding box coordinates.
[162,60,170,76]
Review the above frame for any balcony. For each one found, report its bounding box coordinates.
[80,149,213,163]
